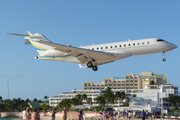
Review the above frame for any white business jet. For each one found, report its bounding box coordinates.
[6,31,177,71]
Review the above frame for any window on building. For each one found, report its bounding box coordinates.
[118,81,121,83]
[126,84,129,86]
[126,81,129,83]
[118,85,121,86]
[130,76,133,80]
[114,81,116,83]
[126,76,129,79]
[122,81,125,83]
[114,85,116,86]
[134,77,138,79]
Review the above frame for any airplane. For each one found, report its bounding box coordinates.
[6,31,177,71]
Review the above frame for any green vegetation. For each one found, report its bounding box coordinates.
[166,96,180,111]
[0,96,50,112]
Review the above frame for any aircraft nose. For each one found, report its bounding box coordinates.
[169,43,177,50]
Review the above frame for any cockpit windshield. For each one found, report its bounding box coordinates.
[157,39,166,42]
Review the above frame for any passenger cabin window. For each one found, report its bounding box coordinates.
[101,47,103,50]
[92,48,94,50]
[133,43,135,46]
[115,45,117,48]
[147,42,149,44]
[119,45,121,47]
[138,43,140,45]
[111,46,113,48]
[142,42,144,45]
[124,44,126,47]
[106,47,108,49]
[129,44,131,46]
[97,48,99,50]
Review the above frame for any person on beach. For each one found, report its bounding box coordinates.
[31,108,38,120]
[128,111,131,120]
[22,108,27,120]
[25,108,31,120]
[51,108,57,120]
[152,110,155,120]
[58,104,73,120]
[81,110,86,120]
[37,110,40,120]
[77,110,82,120]
[141,109,146,120]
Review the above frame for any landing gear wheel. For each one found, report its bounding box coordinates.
[92,66,98,71]
[162,58,166,62]
[162,51,166,62]
[87,62,93,68]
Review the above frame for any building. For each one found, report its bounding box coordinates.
[83,72,167,90]
[49,71,177,111]
[49,89,103,107]
[128,84,178,112]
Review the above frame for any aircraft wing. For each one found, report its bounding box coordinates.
[37,41,117,65]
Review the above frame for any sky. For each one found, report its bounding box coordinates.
[0,1,180,100]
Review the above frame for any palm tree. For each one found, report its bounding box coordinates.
[115,91,122,105]
[82,94,87,104]
[71,98,79,105]
[44,96,49,102]
[167,96,176,107]
[87,98,92,105]
[33,98,37,102]
[0,96,3,104]
[103,87,115,106]
[75,94,82,105]
[95,96,106,106]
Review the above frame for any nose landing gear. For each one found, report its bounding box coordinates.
[162,52,166,62]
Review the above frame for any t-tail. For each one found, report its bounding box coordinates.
[5,31,53,55]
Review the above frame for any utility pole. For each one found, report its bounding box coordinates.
[7,79,9,99]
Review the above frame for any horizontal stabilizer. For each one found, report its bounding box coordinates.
[5,33,28,36]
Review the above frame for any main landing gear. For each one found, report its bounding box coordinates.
[162,52,166,62]
[87,62,98,71]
